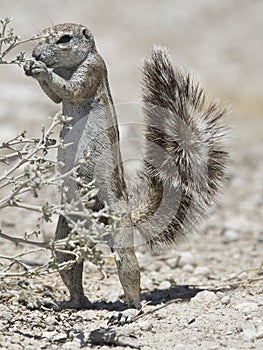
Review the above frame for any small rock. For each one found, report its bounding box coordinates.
[236,302,258,315]
[105,292,120,304]
[141,276,153,290]
[1,312,13,320]
[167,257,180,268]
[150,327,157,333]
[221,229,239,243]
[224,215,249,232]
[45,315,58,326]
[238,272,248,280]
[159,265,172,275]
[190,291,218,305]
[53,333,68,342]
[256,329,263,339]
[138,321,153,331]
[85,261,99,272]
[256,325,263,339]
[182,263,194,272]
[256,322,263,339]
[159,281,171,290]
[243,327,256,342]
[42,331,58,339]
[178,252,195,267]
[257,233,263,242]
[188,276,201,285]
[62,341,81,349]
[193,266,210,276]
[174,344,185,350]
[221,295,231,305]
[147,260,165,272]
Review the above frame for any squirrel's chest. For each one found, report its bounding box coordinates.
[58,103,113,174]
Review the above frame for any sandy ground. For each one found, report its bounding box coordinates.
[0,1,263,349]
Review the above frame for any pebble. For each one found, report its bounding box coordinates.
[147,260,165,272]
[221,295,231,305]
[105,292,120,303]
[53,333,68,342]
[141,276,154,290]
[193,266,210,276]
[1,312,13,320]
[167,257,180,268]
[188,276,201,285]
[174,344,185,350]
[62,341,81,349]
[224,215,250,232]
[255,321,263,339]
[242,327,256,342]
[41,331,58,339]
[221,229,239,243]
[190,291,218,305]
[159,280,171,290]
[177,252,195,267]
[159,265,172,275]
[257,232,263,242]
[85,261,99,272]
[182,263,194,273]
[236,302,258,315]
[138,321,153,331]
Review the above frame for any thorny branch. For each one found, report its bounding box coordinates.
[0,17,45,65]
[0,111,119,278]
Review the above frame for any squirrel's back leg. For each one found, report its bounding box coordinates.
[112,225,141,310]
[54,215,92,309]
[114,246,141,309]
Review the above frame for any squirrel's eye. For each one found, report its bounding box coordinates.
[56,35,72,44]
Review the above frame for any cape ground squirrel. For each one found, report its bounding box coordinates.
[24,23,228,311]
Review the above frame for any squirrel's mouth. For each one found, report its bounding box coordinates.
[33,51,58,68]
[40,57,58,68]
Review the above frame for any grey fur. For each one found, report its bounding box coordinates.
[131,46,228,248]
[24,25,228,310]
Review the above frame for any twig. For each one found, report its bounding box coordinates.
[1,34,45,59]
[133,299,183,322]
[0,230,48,247]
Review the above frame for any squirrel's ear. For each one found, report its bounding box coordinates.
[82,28,95,48]
[82,28,90,40]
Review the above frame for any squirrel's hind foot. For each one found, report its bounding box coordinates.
[56,295,93,310]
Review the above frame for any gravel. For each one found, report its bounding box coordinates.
[0,1,263,349]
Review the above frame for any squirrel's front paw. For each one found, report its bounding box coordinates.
[24,59,49,80]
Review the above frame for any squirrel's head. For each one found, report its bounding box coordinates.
[32,23,96,69]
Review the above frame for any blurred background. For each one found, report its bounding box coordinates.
[0,2,262,346]
[0,0,262,137]
[0,0,262,220]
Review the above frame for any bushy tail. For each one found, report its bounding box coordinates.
[130,46,228,248]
